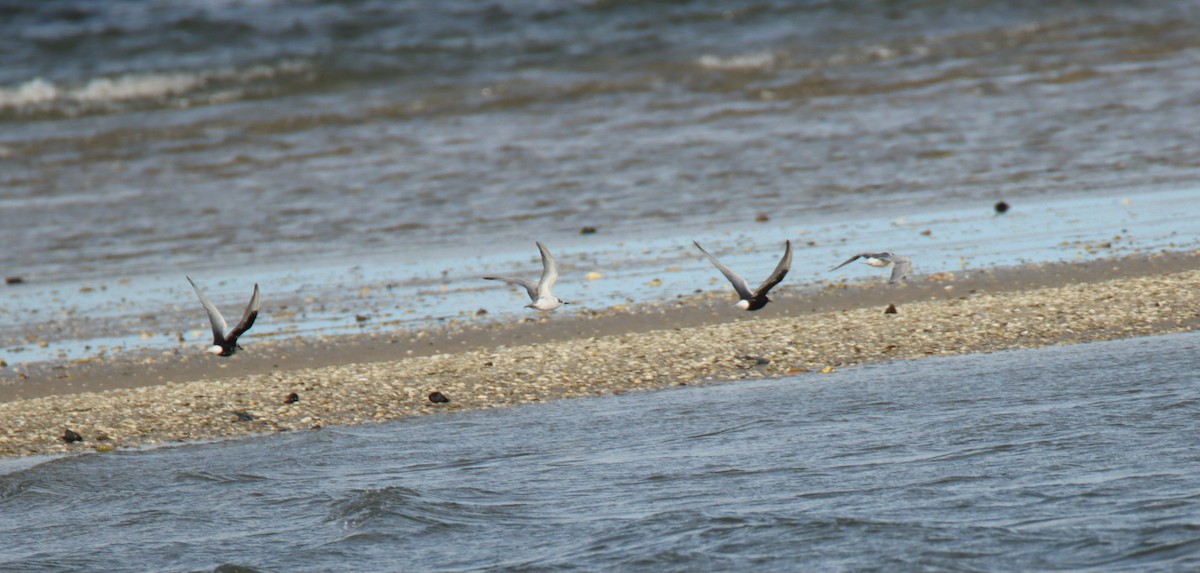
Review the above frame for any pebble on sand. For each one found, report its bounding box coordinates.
[742,355,770,366]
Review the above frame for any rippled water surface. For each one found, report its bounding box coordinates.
[5,0,1200,282]
[2,331,1198,572]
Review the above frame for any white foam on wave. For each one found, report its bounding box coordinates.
[0,78,59,107]
[72,74,203,103]
[696,51,776,72]
[0,60,311,111]
[0,74,199,109]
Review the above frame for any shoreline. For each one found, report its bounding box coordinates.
[1,251,1198,458]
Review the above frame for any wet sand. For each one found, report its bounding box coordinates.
[1,251,1198,458]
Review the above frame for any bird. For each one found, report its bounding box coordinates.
[693,240,792,311]
[186,276,261,356]
[829,252,912,284]
[484,241,571,311]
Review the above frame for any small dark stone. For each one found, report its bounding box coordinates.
[61,428,83,443]
[284,392,300,404]
[884,304,898,314]
[580,226,597,235]
[232,410,255,422]
[994,200,1009,214]
[428,391,450,404]
[4,277,24,285]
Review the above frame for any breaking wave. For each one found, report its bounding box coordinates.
[0,60,312,116]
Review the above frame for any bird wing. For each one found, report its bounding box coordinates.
[535,241,558,300]
[694,241,753,300]
[829,253,866,272]
[187,276,228,344]
[889,256,912,284]
[226,283,260,343]
[753,240,793,297]
[483,275,539,302]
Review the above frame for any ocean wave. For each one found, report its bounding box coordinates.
[696,51,776,72]
[0,60,311,115]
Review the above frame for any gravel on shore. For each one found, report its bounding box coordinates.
[2,268,1198,458]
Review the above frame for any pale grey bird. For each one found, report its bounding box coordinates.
[186,276,260,356]
[694,240,792,311]
[829,252,912,284]
[484,241,570,311]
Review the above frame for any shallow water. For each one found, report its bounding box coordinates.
[5,0,1200,284]
[2,184,1197,370]
[2,331,1198,572]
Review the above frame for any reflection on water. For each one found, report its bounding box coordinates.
[2,331,1198,572]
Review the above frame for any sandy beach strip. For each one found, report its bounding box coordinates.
[1,253,1198,458]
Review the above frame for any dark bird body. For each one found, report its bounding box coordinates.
[694,240,793,311]
[187,277,260,356]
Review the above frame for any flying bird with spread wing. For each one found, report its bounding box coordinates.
[187,276,260,356]
[694,240,792,311]
[829,252,912,284]
[483,241,571,311]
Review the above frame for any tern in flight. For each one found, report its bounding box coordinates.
[187,276,260,356]
[484,241,570,311]
[694,240,792,311]
[829,252,912,284]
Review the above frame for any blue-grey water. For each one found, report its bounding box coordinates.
[6,0,1200,282]
[3,331,1198,572]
